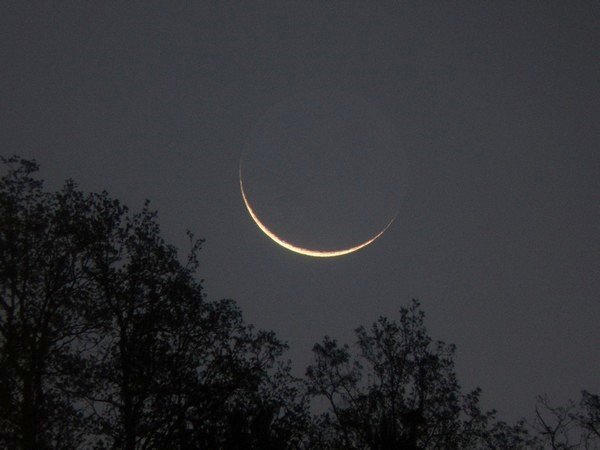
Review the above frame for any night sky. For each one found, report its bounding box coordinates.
[2,2,598,422]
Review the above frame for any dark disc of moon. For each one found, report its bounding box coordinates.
[241,90,405,254]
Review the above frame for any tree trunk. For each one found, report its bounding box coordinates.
[21,370,39,450]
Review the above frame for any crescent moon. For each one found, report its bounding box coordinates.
[239,164,396,257]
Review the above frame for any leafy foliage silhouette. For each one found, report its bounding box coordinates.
[0,157,307,449]
[305,300,535,449]
[0,156,97,448]
[1,156,597,449]
[533,391,600,449]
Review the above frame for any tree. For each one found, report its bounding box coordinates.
[0,156,100,449]
[0,156,309,449]
[305,300,534,449]
[78,193,309,449]
[7,155,595,449]
[534,391,600,449]
[578,391,600,445]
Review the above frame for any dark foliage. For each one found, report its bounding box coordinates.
[0,156,96,448]
[305,300,535,449]
[534,391,600,449]
[1,156,596,449]
[0,157,308,449]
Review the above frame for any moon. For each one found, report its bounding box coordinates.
[239,163,396,258]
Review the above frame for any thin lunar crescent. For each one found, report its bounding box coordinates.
[239,164,396,257]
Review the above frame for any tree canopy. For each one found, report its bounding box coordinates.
[0,156,307,449]
[305,300,534,449]
[0,156,597,449]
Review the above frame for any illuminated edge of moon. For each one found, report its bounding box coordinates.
[239,164,396,258]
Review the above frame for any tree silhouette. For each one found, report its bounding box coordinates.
[305,300,535,449]
[0,157,308,449]
[3,156,597,449]
[578,391,600,445]
[0,156,99,448]
[534,391,600,449]
[77,189,308,449]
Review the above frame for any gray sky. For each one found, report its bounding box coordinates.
[2,2,598,422]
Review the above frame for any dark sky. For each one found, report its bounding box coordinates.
[2,2,598,421]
